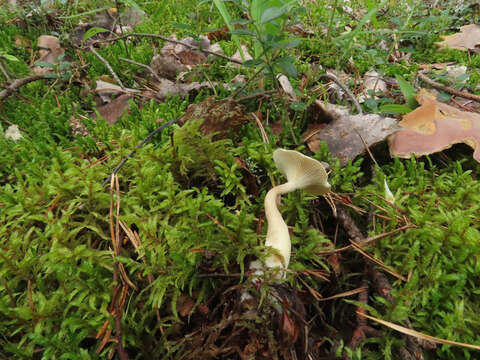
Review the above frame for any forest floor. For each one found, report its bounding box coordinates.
[1,0,480,359]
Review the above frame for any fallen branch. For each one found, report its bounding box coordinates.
[119,57,163,83]
[89,44,126,91]
[320,72,363,115]
[102,118,179,186]
[92,32,242,65]
[417,71,480,103]
[0,74,45,102]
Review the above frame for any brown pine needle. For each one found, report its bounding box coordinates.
[358,312,480,351]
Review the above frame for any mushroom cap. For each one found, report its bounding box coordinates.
[273,149,331,195]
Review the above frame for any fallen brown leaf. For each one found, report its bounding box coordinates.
[436,24,480,52]
[358,70,387,103]
[150,78,216,101]
[94,94,132,124]
[389,89,480,162]
[32,35,65,75]
[178,96,250,139]
[303,102,398,165]
[177,294,195,317]
[234,157,260,196]
[69,116,90,137]
[150,35,212,79]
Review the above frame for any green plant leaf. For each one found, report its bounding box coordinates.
[82,27,110,41]
[35,61,55,68]
[212,0,245,61]
[395,75,418,109]
[1,54,19,62]
[121,0,143,13]
[260,6,285,24]
[379,104,412,114]
[243,58,265,67]
[230,29,256,36]
[275,56,297,78]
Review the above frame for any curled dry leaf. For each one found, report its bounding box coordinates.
[177,294,195,317]
[303,102,398,165]
[389,89,480,162]
[358,70,387,103]
[150,35,213,79]
[32,35,65,75]
[277,74,297,101]
[95,80,140,103]
[94,94,132,124]
[150,78,216,101]
[178,96,250,139]
[436,24,480,52]
[234,157,260,196]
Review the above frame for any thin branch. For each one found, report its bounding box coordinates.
[102,118,179,186]
[89,44,126,90]
[119,57,162,82]
[236,90,276,102]
[320,72,363,115]
[0,74,45,102]
[0,60,11,82]
[92,32,243,65]
[417,71,480,103]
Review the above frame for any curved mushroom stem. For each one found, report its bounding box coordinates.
[263,181,297,271]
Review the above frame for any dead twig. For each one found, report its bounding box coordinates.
[118,57,163,83]
[0,60,11,82]
[417,71,480,103]
[89,44,126,91]
[93,32,242,65]
[102,118,179,186]
[320,72,363,115]
[235,90,276,102]
[0,74,45,102]
[316,224,414,255]
[107,175,129,360]
[251,112,270,147]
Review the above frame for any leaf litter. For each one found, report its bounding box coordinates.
[389,89,480,162]
[303,101,399,165]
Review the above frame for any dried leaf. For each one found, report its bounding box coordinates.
[32,35,65,75]
[151,78,215,101]
[234,157,260,196]
[177,294,195,317]
[4,124,22,141]
[95,94,132,124]
[436,24,480,52]
[178,96,249,139]
[281,311,299,343]
[70,116,90,137]
[358,70,387,103]
[95,80,139,103]
[286,23,315,37]
[150,35,214,79]
[277,74,297,101]
[303,102,398,165]
[389,89,480,162]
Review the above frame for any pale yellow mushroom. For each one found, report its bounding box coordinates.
[253,149,331,275]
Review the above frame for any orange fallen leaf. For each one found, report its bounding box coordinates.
[389,89,480,162]
[436,24,480,52]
